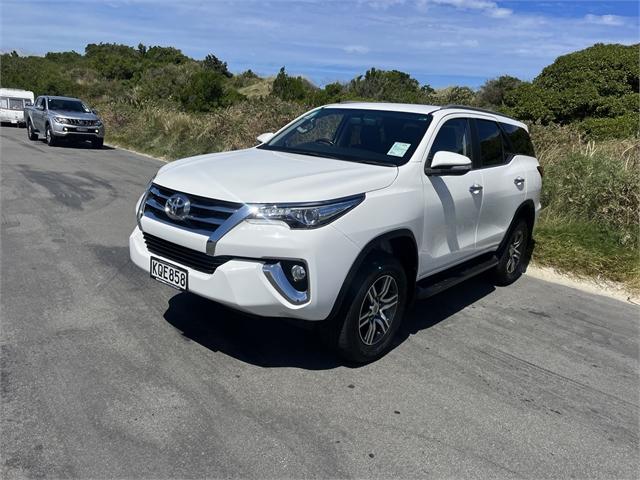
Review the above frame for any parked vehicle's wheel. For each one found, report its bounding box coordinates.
[336,253,407,363]
[45,124,57,146]
[91,138,104,149]
[27,121,38,141]
[493,219,529,286]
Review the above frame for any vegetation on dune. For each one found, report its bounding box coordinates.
[1,42,638,289]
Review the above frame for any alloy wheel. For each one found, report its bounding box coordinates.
[358,274,399,346]
[506,229,524,274]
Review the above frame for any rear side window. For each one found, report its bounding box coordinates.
[0,97,7,109]
[500,122,535,157]
[428,118,472,161]
[476,119,504,167]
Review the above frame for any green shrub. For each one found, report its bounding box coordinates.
[179,70,242,112]
[578,114,639,141]
[271,67,312,102]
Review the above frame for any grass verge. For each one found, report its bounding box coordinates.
[533,217,639,291]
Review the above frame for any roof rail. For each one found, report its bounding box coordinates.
[436,104,519,122]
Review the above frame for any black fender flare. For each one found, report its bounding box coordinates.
[324,228,418,322]
[497,199,536,255]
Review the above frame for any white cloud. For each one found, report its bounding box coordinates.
[584,14,625,27]
[358,0,406,9]
[344,45,371,54]
[426,0,512,18]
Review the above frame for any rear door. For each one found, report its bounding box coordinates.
[473,118,526,250]
[419,116,484,276]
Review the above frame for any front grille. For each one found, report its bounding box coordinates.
[67,118,97,126]
[143,233,231,274]
[143,184,242,235]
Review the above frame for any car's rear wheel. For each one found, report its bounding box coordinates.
[493,219,529,286]
[336,253,407,363]
[45,124,57,146]
[27,121,38,141]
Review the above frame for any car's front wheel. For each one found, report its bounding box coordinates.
[45,124,57,146]
[27,121,38,141]
[337,253,407,363]
[91,138,104,149]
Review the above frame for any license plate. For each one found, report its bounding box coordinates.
[150,257,188,291]
[77,127,87,132]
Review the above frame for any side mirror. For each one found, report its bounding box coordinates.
[426,151,472,175]
[256,132,275,144]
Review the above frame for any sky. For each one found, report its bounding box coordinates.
[1,0,638,88]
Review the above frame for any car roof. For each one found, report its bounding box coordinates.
[322,101,527,130]
[44,95,83,102]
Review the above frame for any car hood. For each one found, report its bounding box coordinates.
[49,110,99,120]
[154,148,398,203]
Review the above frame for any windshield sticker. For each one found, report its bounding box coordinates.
[387,142,411,157]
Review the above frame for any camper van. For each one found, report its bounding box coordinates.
[0,88,35,126]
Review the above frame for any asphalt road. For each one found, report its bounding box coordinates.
[1,125,638,479]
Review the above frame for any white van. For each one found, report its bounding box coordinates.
[0,88,35,126]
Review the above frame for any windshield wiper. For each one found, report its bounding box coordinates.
[266,146,396,167]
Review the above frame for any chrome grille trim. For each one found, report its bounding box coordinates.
[142,184,251,255]
[67,118,98,126]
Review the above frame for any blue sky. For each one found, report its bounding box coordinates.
[1,0,638,88]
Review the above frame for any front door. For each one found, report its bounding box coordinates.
[419,116,484,277]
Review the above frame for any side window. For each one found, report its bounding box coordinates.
[428,118,472,162]
[500,122,535,157]
[0,97,7,109]
[35,97,43,109]
[476,119,504,167]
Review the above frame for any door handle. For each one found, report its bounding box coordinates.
[469,184,483,194]
[514,176,525,186]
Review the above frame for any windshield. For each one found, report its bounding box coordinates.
[47,99,90,113]
[258,108,432,166]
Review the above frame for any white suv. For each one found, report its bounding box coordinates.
[129,103,541,362]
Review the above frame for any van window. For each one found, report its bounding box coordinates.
[476,119,504,167]
[8,98,24,110]
[500,122,535,157]
[428,118,472,161]
[0,97,7,109]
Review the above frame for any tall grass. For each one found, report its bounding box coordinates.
[529,123,639,288]
[102,97,306,159]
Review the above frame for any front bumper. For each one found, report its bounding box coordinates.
[129,216,360,321]
[51,121,104,138]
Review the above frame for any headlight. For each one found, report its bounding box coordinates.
[247,194,364,229]
[95,120,103,127]
[54,117,70,124]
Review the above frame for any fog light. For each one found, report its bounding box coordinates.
[63,127,68,132]
[95,129,99,133]
[291,264,306,282]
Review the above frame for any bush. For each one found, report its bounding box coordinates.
[271,67,313,102]
[578,114,639,141]
[476,75,523,107]
[179,70,241,112]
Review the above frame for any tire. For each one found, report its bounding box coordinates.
[336,253,408,363]
[27,121,38,141]
[45,124,57,146]
[91,138,104,149]
[493,219,529,286]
